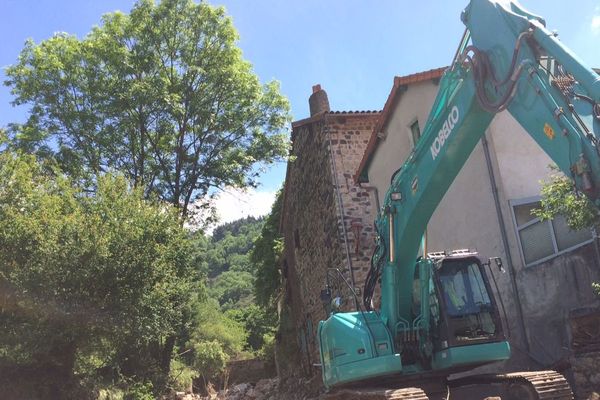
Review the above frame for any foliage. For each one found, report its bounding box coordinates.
[0,152,198,394]
[2,0,291,395]
[226,305,277,352]
[4,0,290,219]
[97,387,125,400]
[187,215,279,358]
[533,167,600,230]
[191,217,263,314]
[190,299,246,356]
[192,340,229,387]
[123,381,154,400]
[169,358,199,392]
[212,217,264,242]
[192,216,263,279]
[209,271,255,310]
[257,333,276,370]
[251,189,284,308]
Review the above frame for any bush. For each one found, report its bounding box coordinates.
[123,381,153,400]
[193,340,229,388]
[225,304,277,352]
[169,358,199,393]
[0,152,198,394]
[97,387,125,400]
[191,299,247,355]
[257,333,276,372]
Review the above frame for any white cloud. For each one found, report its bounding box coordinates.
[213,187,276,225]
[187,187,276,233]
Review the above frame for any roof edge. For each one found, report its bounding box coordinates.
[355,67,447,183]
[291,110,381,130]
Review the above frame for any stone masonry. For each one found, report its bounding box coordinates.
[279,85,380,374]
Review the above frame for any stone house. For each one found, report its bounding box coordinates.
[279,70,600,396]
[279,85,381,372]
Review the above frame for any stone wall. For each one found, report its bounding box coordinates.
[226,359,275,386]
[325,112,381,292]
[515,243,600,367]
[281,117,343,374]
[280,100,381,374]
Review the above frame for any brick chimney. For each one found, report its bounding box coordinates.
[309,84,330,116]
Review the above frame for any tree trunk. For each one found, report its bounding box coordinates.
[48,339,77,380]
[161,334,177,375]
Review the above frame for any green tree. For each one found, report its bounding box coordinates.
[4,0,290,219]
[250,189,283,309]
[226,305,277,352]
[207,217,264,276]
[0,152,198,395]
[190,299,246,356]
[209,270,255,310]
[533,167,600,230]
[192,340,229,389]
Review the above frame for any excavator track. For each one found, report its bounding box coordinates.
[448,369,574,400]
[504,370,574,399]
[323,370,573,400]
[323,386,429,400]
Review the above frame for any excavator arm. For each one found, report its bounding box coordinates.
[373,0,600,333]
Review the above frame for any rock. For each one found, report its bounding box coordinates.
[231,383,250,393]
[174,394,201,400]
[254,378,278,395]
[172,392,202,400]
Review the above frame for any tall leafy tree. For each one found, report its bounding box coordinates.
[4,0,290,218]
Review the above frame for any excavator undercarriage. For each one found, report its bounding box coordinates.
[323,370,574,400]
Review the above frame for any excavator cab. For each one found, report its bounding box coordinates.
[431,252,504,347]
[425,250,509,370]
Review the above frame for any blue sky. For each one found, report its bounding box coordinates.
[2,0,600,221]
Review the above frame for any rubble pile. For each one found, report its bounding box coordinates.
[171,375,325,400]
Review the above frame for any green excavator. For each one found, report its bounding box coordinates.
[318,0,600,399]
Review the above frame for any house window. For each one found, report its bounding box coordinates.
[410,120,421,146]
[511,197,593,266]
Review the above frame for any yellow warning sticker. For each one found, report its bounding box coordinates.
[544,123,555,140]
[411,176,418,194]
